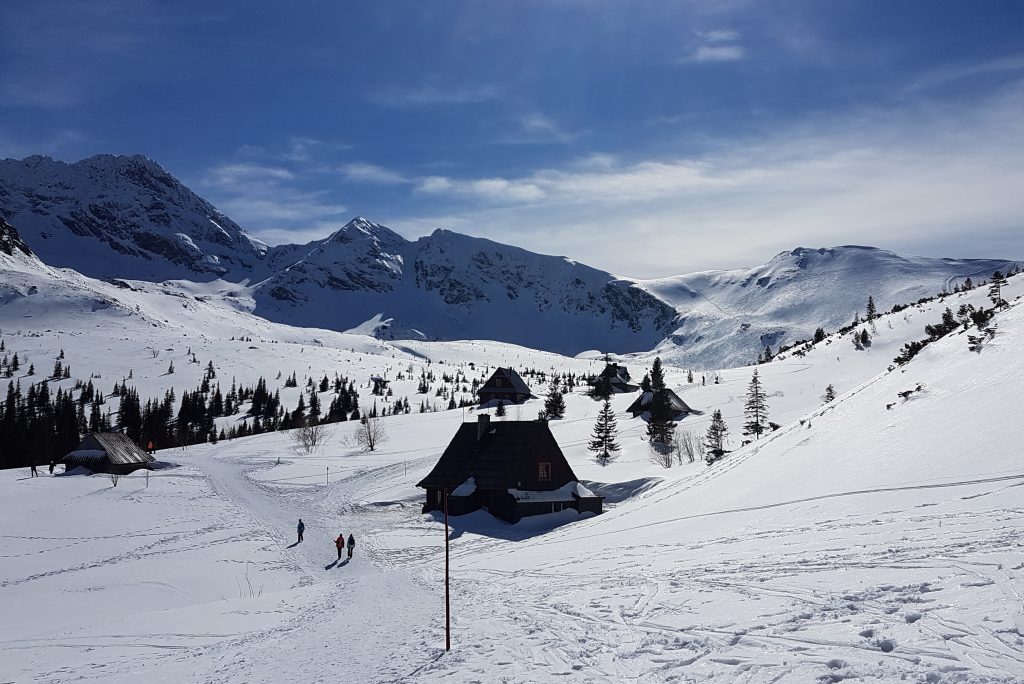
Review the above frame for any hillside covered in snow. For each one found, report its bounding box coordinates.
[1,253,1022,682]
[1,154,1018,364]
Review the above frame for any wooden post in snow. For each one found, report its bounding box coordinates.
[445,487,451,651]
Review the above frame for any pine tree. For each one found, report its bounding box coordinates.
[646,357,676,447]
[988,270,1008,309]
[687,369,694,383]
[544,381,565,419]
[704,409,728,463]
[866,295,877,320]
[588,397,620,466]
[813,327,826,343]
[495,400,506,417]
[742,368,768,440]
[822,384,836,404]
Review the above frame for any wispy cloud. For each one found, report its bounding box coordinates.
[677,29,746,64]
[367,83,499,107]
[340,163,410,185]
[493,113,586,145]
[199,161,346,236]
[907,54,1024,92]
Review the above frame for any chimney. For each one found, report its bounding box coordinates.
[477,413,490,441]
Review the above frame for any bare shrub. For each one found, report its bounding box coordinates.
[648,441,674,469]
[108,472,121,487]
[676,430,705,465]
[349,416,387,452]
[290,422,333,455]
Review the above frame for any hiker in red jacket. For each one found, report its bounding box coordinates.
[335,533,345,561]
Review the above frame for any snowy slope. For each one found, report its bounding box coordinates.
[2,256,1021,682]
[639,245,1019,368]
[0,155,268,281]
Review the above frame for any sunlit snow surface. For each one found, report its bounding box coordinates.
[2,250,1023,682]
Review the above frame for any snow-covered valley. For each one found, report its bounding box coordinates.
[2,235,1022,681]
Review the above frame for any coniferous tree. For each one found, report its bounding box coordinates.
[813,327,826,343]
[544,381,566,419]
[988,270,1008,308]
[494,400,506,417]
[588,397,620,465]
[866,295,877,320]
[646,357,676,447]
[742,368,768,440]
[704,409,728,463]
[822,384,836,404]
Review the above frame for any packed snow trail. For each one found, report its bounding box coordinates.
[182,444,445,683]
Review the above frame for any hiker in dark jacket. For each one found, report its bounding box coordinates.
[297,519,305,543]
[48,461,55,475]
[335,533,345,560]
[347,533,355,559]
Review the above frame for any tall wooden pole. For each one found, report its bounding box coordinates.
[444,488,451,651]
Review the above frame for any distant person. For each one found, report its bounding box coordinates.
[297,518,305,544]
[48,461,55,475]
[30,464,38,477]
[347,533,355,559]
[335,533,345,561]
[701,375,705,386]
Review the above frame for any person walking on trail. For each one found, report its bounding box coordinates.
[48,461,55,475]
[347,533,355,559]
[297,519,305,544]
[30,464,38,477]
[335,533,345,561]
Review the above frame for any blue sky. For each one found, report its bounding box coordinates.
[2,0,1023,276]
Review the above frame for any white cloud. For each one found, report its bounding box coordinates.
[367,83,499,107]
[392,85,1024,276]
[688,44,745,62]
[340,163,410,185]
[678,29,746,64]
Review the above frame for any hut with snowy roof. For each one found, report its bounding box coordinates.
[417,415,603,523]
[476,367,533,406]
[591,362,639,393]
[626,388,695,421]
[64,433,155,475]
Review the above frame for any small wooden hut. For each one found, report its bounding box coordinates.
[476,367,533,406]
[626,388,695,421]
[591,362,639,393]
[64,433,155,474]
[417,415,603,523]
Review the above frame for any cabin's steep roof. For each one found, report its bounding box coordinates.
[72,432,154,465]
[418,419,574,491]
[626,388,694,415]
[478,367,532,396]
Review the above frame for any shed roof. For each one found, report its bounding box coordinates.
[478,367,532,397]
[417,419,575,491]
[626,388,694,415]
[70,433,155,465]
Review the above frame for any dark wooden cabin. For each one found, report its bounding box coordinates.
[591,362,639,393]
[477,367,533,406]
[64,433,155,474]
[417,415,603,523]
[626,388,695,421]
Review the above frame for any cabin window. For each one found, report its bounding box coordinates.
[495,378,503,387]
[538,462,551,481]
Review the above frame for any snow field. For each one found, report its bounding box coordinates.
[2,259,1023,681]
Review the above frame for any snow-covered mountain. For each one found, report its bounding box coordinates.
[254,218,677,356]
[639,245,1017,368]
[1,154,1019,364]
[0,154,268,281]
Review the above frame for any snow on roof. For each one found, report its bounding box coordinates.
[451,477,477,497]
[508,481,597,502]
